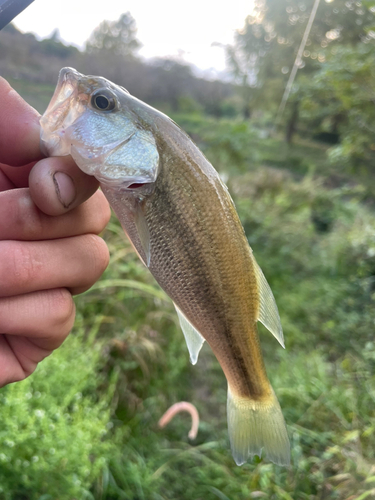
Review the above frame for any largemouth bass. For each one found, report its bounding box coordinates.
[40,67,290,466]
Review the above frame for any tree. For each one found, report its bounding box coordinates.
[85,12,141,57]
[227,0,375,128]
[298,43,375,171]
[39,29,79,59]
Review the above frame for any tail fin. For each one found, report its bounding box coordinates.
[227,386,290,466]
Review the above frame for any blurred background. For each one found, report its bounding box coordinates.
[1,0,375,498]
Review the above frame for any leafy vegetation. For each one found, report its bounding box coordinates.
[1,111,374,498]
[0,318,119,499]
[1,1,375,498]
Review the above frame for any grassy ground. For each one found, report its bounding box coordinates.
[1,78,375,499]
[7,78,55,114]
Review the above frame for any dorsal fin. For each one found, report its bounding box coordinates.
[253,259,285,348]
[174,304,205,365]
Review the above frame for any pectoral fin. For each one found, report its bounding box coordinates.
[134,200,151,267]
[174,304,205,365]
[253,259,285,348]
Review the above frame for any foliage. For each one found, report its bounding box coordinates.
[0,22,234,118]
[171,113,329,176]
[38,30,80,59]
[226,0,375,124]
[1,110,374,498]
[0,25,82,86]
[2,5,375,498]
[298,43,375,171]
[84,149,375,500]
[85,12,141,57]
[0,320,119,500]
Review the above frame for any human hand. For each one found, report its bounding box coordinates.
[0,78,111,387]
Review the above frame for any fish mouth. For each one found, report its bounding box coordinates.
[40,67,85,156]
[51,67,83,103]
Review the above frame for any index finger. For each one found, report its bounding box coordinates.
[0,77,42,166]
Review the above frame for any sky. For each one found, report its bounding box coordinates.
[13,0,254,77]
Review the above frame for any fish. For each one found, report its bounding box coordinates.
[40,67,290,466]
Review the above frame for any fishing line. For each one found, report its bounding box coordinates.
[275,0,321,124]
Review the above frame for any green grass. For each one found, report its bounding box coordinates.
[6,78,55,114]
[0,100,374,499]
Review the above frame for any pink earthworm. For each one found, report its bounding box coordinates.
[158,402,199,440]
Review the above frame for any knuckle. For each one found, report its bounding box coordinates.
[1,369,26,388]
[15,193,44,240]
[86,234,110,280]
[0,190,43,241]
[47,289,76,337]
[0,76,10,90]
[88,191,112,234]
[11,371,27,384]
[98,192,112,227]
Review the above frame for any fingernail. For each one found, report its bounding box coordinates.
[53,172,76,208]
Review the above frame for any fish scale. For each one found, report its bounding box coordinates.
[108,136,274,404]
[40,67,290,467]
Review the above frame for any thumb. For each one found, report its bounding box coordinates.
[29,155,100,216]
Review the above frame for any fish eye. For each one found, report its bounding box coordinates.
[91,89,116,112]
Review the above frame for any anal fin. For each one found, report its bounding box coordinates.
[174,304,205,365]
[253,259,285,348]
